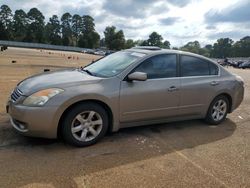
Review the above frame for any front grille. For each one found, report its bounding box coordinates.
[11,88,23,102]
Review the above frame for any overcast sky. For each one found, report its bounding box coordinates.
[1,0,250,47]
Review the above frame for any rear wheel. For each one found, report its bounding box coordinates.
[205,95,229,125]
[61,102,109,147]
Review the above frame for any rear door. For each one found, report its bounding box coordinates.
[119,54,181,123]
[179,55,220,116]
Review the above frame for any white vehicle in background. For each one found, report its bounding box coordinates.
[94,50,106,56]
[81,49,88,53]
[82,49,95,54]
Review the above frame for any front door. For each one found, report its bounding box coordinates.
[119,54,180,123]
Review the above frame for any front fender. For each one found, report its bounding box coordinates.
[47,80,121,136]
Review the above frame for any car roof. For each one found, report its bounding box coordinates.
[126,47,216,63]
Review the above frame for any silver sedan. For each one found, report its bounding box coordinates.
[7,47,244,147]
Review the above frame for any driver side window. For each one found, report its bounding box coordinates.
[134,54,177,79]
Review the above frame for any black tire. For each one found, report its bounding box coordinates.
[61,102,109,147]
[205,95,229,125]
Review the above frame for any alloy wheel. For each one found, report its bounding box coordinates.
[211,99,227,121]
[71,111,103,142]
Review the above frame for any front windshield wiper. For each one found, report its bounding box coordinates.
[80,67,94,76]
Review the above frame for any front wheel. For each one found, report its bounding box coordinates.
[205,95,229,125]
[61,103,109,147]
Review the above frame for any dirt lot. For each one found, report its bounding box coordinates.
[0,48,249,188]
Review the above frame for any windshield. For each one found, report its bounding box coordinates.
[84,51,146,77]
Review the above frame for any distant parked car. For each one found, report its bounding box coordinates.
[218,61,226,66]
[218,58,233,67]
[105,50,115,56]
[81,49,88,53]
[232,61,244,68]
[239,62,250,69]
[81,49,94,54]
[218,59,244,68]
[94,50,105,56]
[7,47,244,147]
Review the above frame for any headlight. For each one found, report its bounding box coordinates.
[23,88,64,106]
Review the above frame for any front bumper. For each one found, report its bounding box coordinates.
[6,100,59,138]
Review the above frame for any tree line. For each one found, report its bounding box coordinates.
[0,5,100,48]
[0,4,249,58]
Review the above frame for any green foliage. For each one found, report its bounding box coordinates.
[0,22,9,40]
[0,5,12,27]
[104,26,116,47]
[45,15,61,45]
[231,36,250,57]
[133,40,144,46]
[162,40,170,49]
[140,40,149,46]
[72,14,83,45]
[82,15,95,34]
[180,41,200,53]
[104,26,125,50]
[0,4,100,49]
[78,16,100,48]
[211,38,234,58]
[0,5,13,40]
[12,9,28,41]
[138,32,171,49]
[78,31,100,49]
[24,8,45,43]
[125,39,135,49]
[148,32,163,46]
[61,13,73,46]
[178,38,250,58]
[99,38,105,47]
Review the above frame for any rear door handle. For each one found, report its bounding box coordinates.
[168,86,178,92]
[210,81,219,86]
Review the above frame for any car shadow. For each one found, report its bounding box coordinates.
[0,117,236,188]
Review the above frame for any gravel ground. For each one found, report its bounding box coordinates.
[0,48,249,188]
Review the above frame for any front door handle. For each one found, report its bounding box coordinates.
[168,86,178,92]
[210,81,219,86]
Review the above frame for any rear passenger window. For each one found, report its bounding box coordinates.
[209,62,219,75]
[180,55,212,77]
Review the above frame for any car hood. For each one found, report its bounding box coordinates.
[18,69,102,95]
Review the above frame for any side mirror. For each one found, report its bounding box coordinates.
[128,72,147,81]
